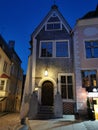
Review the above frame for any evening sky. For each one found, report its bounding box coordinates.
[0,0,98,74]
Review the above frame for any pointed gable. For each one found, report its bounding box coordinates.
[32,5,71,38]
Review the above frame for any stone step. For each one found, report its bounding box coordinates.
[36,105,54,119]
[38,106,54,114]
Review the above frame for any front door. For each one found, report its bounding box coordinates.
[41,81,53,106]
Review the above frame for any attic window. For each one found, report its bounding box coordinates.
[46,15,62,31]
[47,22,61,30]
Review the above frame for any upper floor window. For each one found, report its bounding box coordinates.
[3,61,7,72]
[56,41,68,57]
[85,40,98,58]
[81,70,97,88]
[0,80,5,90]
[58,74,74,99]
[40,40,69,58]
[41,42,52,57]
[46,22,61,30]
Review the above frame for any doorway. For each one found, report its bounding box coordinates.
[41,81,53,106]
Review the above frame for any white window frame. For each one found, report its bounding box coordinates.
[39,40,70,58]
[45,22,62,31]
[58,73,74,101]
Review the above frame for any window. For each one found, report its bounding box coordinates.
[59,74,73,99]
[85,40,98,58]
[47,22,61,30]
[81,70,97,88]
[56,41,68,57]
[46,14,62,31]
[40,40,69,58]
[3,61,7,72]
[41,42,52,57]
[0,80,5,90]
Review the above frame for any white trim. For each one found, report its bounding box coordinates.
[58,73,74,99]
[32,38,37,92]
[45,22,62,31]
[39,40,70,58]
[38,77,57,88]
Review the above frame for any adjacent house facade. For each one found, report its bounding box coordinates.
[21,5,98,120]
[0,35,23,112]
[73,5,98,119]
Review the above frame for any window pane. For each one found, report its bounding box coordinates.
[47,43,52,57]
[54,23,60,29]
[94,48,98,58]
[93,41,98,46]
[81,71,90,87]
[61,76,66,83]
[47,24,53,30]
[68,85,73,99]
[0,80,5,90]
[41,42,52,57]
[81,70,97,88]
[67,76,72,84]
[90,70,97,86]
[61,85,66,98]
[86,48,92,58]
[56,41,68,57]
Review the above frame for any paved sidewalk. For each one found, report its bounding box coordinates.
[28,115,98,130]
[84,120,98,130]
[27,115,84,130]
[0,113,22,130]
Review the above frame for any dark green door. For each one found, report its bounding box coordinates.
[41,81,53,106]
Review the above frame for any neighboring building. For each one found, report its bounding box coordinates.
[0,36,11,112]
[21,5,75,119]
[0,35,23,112]
[73,5,98,119]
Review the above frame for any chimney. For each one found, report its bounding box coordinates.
[8,40,15,49]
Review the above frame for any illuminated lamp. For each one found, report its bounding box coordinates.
[44,68,48,76]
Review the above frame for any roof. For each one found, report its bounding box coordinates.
[0,35,11,59]
[80,5,98,19]
[31,4,72,38]
[0,34,22,63]
[0,73,10,79]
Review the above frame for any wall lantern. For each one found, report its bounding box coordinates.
[35,87,38,91]
[44,68,48,76]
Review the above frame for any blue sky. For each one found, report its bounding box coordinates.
[0,0,98,74]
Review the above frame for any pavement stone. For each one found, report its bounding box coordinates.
[1,113,98,130]
[84,120,98,130]
[27,115,98,130]
[0,113,21,130]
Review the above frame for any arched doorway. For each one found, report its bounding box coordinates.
[41,81,53,106]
